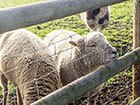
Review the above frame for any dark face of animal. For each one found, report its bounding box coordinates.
[87,8,101,20]
[83,7,110,31]
[98,11,109,24]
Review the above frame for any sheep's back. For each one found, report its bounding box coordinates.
[44,30,82,65]
[44,30,82,54]
[0,29,52,82]
[0,29,58,104]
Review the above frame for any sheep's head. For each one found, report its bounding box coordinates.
[69,32,117,70]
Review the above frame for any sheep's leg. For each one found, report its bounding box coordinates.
[0,74,8,105]
[16,87,23,105]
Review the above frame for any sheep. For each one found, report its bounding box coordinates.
[0,29,59,105]
[44,30,117,105]
[80,6,111,32]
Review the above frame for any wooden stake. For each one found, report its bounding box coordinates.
[133,0,140,100]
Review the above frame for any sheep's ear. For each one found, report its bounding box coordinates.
[69,41,78,47]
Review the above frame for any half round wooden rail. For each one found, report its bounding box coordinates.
[0,0,127,33]
[31,47,140,105]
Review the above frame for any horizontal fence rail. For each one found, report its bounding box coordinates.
[130,97,140,105]
[0,0,127,33]
[31,47,140,105]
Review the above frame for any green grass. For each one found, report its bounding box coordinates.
[0,0,134,104]
[0,0,45,8]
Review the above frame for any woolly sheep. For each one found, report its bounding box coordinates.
[44,30,117,104]
[80,6,111,32]
[0,29,59,105]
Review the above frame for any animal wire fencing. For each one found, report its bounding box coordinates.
[0,0,139,105]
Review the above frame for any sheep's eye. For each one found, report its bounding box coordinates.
[87,42,96,47]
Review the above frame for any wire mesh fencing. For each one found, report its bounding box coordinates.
[0,0,135,105]
[70,2,134,104]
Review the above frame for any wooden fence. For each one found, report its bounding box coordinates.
[0,0,126,33]
[133,0,140,101]
[0,0,139,104]
[31,47,140,105]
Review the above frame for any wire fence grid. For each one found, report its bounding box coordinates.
[0,0,135,105]
[74,4,134,105]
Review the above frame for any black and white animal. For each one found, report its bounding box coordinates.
[80,6,111,32]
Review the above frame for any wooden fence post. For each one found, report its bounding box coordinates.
[130,97,140,105]
[133,0,140,100]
